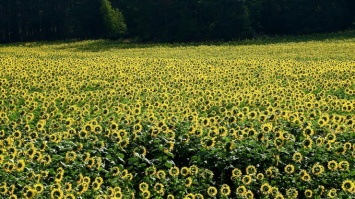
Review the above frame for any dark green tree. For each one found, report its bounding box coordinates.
[100,0,126,39]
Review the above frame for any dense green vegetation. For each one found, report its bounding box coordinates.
[0,0,354,43]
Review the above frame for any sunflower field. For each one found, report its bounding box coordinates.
[0,37,355,199]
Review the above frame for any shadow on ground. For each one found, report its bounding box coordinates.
[3,30,355,52]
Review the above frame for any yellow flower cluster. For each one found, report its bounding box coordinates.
[0,38,354,198]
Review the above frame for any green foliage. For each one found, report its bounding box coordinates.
[100,0,127,39]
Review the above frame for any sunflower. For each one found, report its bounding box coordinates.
[167,194,175,199]
[183,193,194,199]
[274,137,285,148]
[149,127,160,137]
[185,177,193,188]
[341,180,354,192]
[236,185,247,196]
[133,146,147,156]
[303,137,313,149]
[153,170,165,180]
[180,166,190,177]
[167,141,175,151]
[338,160,349,171]
[283,164,294,174]
[13,130,22,139]
[4,161,15,173]
[166,130,175,140]
[261,123,273,133]
[0,184,7,195]
[244,190,254,199]
[24,189,37,199]
[29,131,38,140]
[8,184,15,195]
[145,166,156,177]
[325,142,333,151]
[207,186,217,197]
[154,183,164,194]
[317,118,326,126]
[286,188,298,199]
[193,128,203,137]
[49,133,58,142]
[142,190,151,199]
[54,171,64,183]
[16,159,26,172]
[64,182,72,192]
[78,130,88,139]
[50,188,63,199]
[120,169,129,179]
[301,173,311,182]
[77,183,88,195]
[0,129,5,138]
[114,191,123,199]
[65,194,76,199]
[220,184,231,196]
[92,181,101,191]
[34,183,44,194]
[326,133,336,143]
[242,175,252,185]
[94,176,103,184]
[270,186,280,196]
[317,185,325,196]
[201,169,214,179]
[343,142,352,150]
[81,152,90,162]
[327,188,337,198]
[194,193,204,199]
[292,152,303,163]
[189,165,199,175]
[260,183,271,195]
[274,193,284,199]
[107,187,115,196]
[111,166,120,176]
[316,137,325,146]
[246,165,257,175]
[232,168,242,178]
[256,173,264,181]
[302,127,314,137]
[266,166,278,178]
[139,182,149,191]
[50,183,61,191]
[201,137,216,149]
[86,157,95,168]
[65,151,76,163]
[327,160,338,171]
[311,163,324,176]
[25,147,36,159]
[169,166,179,177]
[9,195,18,199]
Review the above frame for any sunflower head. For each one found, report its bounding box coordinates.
[207,186,217,197]
[341,180,354,192]
[236,185,247,196]
[169,166,179,177]
[292,152,303,163]
[327,160,338,171]
[220,184,231,196]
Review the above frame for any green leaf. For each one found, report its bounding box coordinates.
[128,157,138,164]
[165,162,173,168]
[117,153,125,159]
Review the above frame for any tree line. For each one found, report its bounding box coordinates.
[0,0,354,43]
